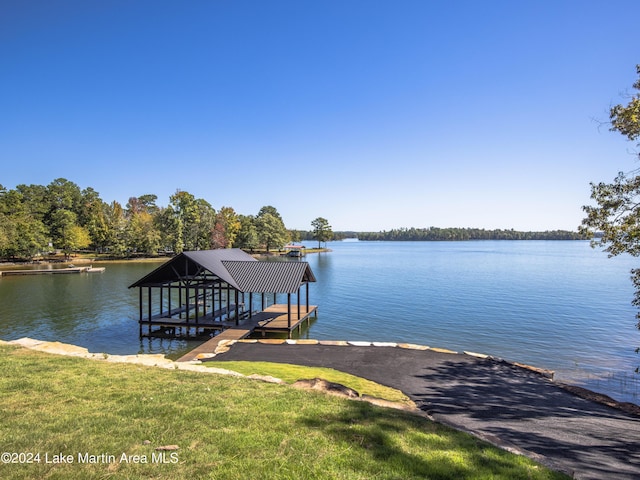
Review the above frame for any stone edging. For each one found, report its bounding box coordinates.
[1,337,244,377]
[1,335,554,392]
[194,337,556,380]
[4,336,638,418]
[0,337,415,412]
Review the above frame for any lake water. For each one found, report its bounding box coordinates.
[1,240,639,404]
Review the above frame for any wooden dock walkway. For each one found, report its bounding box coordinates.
[252,304,318,333]
[176,304,317,362]
[176,320,261,362]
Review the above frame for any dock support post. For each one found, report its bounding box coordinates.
[203,285,207,318]
[185,284,190,335]
[234,290,239,326]
[305,282,309,311]
[139,288,143,336]
[147,286,152,324]
[248,292,253,318]
[195,285,199,326]
[287,293,291,329]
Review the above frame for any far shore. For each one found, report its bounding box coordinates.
[0,256,168,268]
[0,247,331,268]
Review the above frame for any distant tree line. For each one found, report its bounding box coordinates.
[297,227,586,242]
[353,227,586,241]
[0,178,309,261]
[0,178,586,261]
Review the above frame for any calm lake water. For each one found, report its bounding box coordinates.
[1,240,639,404]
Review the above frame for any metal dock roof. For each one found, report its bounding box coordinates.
[222,260,316,293]
[128,249,315,294]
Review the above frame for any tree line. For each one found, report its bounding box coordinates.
[0,178,326,260]
[355,227,586,241]
[0,178,587,262]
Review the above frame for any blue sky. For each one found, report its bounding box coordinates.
[1,1,639,231]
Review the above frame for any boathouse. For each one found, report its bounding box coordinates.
[128,249,317,339]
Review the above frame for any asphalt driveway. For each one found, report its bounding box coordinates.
[207,342,640,480]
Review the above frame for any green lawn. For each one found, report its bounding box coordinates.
[204,360,414,406]
[0,344,568,479]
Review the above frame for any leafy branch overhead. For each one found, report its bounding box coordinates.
[581,64,640,334]
[581,65,640,254]
[609,64,640,142]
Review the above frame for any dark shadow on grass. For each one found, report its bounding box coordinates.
[297,398,562,480]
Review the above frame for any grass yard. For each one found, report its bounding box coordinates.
[204,360,414,406]
[0,344,568,479]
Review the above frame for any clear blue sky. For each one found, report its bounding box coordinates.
[1,1,638,232]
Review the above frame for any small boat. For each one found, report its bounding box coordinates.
[85,266,106,273]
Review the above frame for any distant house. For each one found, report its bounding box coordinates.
[129,249,317,338]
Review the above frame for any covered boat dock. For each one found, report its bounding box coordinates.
[128,248,317,340]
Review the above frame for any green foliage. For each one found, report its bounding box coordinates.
[45,178,82,212]
[156,205,182,254]
[258,205,283,221]
[48,208,78,253]
[126,211,161,254]
[170,192,218,251]
[357,227,585,241]
[299,228,583,242]
[0,213,48,260]
[0,188,49,259]
[289,229,302,242]
[63,225,91,255]
[193,198,217,250]
[610,64,640,142]
[126,194,159,215]
[256,206,290,252]
[581,172,640,256]
[104,201,128,257]
[311,217,333,248]
[0,180,304,259]
[581,65,640,356]
[79,187,110,251]
[214,206,241,249]
[15,184,48,220]
[233,215,260,251]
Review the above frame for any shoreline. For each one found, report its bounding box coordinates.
[4,335,639,416]
[0,248,332,268]
[0,257,168,268]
